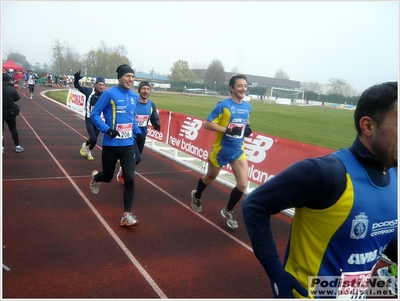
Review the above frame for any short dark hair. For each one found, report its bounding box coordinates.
[354,81,397,136]
[229,74,247,93]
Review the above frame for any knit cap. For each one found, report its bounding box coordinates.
[138,81,151,92]
[116,64,135,79]
[95,77,105,84]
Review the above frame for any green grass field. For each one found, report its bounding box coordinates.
[46,90,355,150]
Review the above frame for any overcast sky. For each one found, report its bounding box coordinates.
[1,1,398,93]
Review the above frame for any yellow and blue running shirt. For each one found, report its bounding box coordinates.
[286,149,397,297]
[242,138,398,298]
[207,98,252,167]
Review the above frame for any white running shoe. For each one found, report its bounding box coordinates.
[221,207,238,229]
[15,145,25,153]
[120,212,138,226]
[86,150,94,160]
[80,142,88,157]
[190,190,202,212]
[90,170,100,194]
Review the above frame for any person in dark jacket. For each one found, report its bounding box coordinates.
[2,73,24,153]
[74,71,105,160]
[242,81,397,298]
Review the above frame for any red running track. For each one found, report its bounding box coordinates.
[2,86,292,298]
[3,86,389,299]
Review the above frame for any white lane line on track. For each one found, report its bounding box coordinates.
[136,172,254,253]
[28,99,254,251]
[19,113,168,299]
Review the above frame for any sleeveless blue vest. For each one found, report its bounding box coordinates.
[285,149,397,297]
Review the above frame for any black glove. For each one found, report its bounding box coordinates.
[153,123,161,131]
[136,133,145,143]
[244,124,252,137]
[226,126,242,136]
[106,129,120,139]
[74,70,83,82]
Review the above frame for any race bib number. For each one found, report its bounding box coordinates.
[336,270,372,299]
[136,115,149,127]
[116,123,133,139]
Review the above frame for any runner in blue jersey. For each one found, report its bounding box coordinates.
[89,64,144,227]
[190,74,253,229]
[116,80,161,184]
[242,81,398,298]
[73,71,105,160]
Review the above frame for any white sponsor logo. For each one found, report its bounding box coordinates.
[244,135,274,163]
[179,117,202,140]
[347,250,378,264]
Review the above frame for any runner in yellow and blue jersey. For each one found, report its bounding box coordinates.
[242,81,398,298]
[190,74,252,229]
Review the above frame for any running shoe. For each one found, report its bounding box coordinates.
[15,145,24,153]
[116,166,125,184]
[90,170,100,194]
[86,150,94,161]
[377,263,398,296]
[190,190,202,212]
[120,212,138,226]
[220,207,238,229]
[80,142,88,157]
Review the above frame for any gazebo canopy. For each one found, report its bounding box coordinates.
[2,60,25,71]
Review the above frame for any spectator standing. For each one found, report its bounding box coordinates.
[89,64,144,227]
[190,74,252,229]
[242,82,398,298]
[74,70,106,160]
[116,80,161,183]
[27,70,37,99]
[2,73,24,153]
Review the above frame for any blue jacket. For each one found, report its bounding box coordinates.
[90,85,141,147]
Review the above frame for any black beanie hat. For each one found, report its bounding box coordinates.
[116,64,134,79]
[138,81,151,92]
[95,77,105,84]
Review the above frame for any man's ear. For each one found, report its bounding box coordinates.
[359,116,374,137]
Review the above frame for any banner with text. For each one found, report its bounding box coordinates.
[66,89,85,115]
[147,109,334,186]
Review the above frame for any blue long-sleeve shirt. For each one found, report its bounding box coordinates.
[90,85,141,147]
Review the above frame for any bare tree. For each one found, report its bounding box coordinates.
[51,39,65,75]
[328,78,349,95]
[64,45,83,75]
[230,66,240,75]
[275,68,290,80]
[301,81,322,93]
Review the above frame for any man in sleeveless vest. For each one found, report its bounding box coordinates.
[242,82,397,298]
